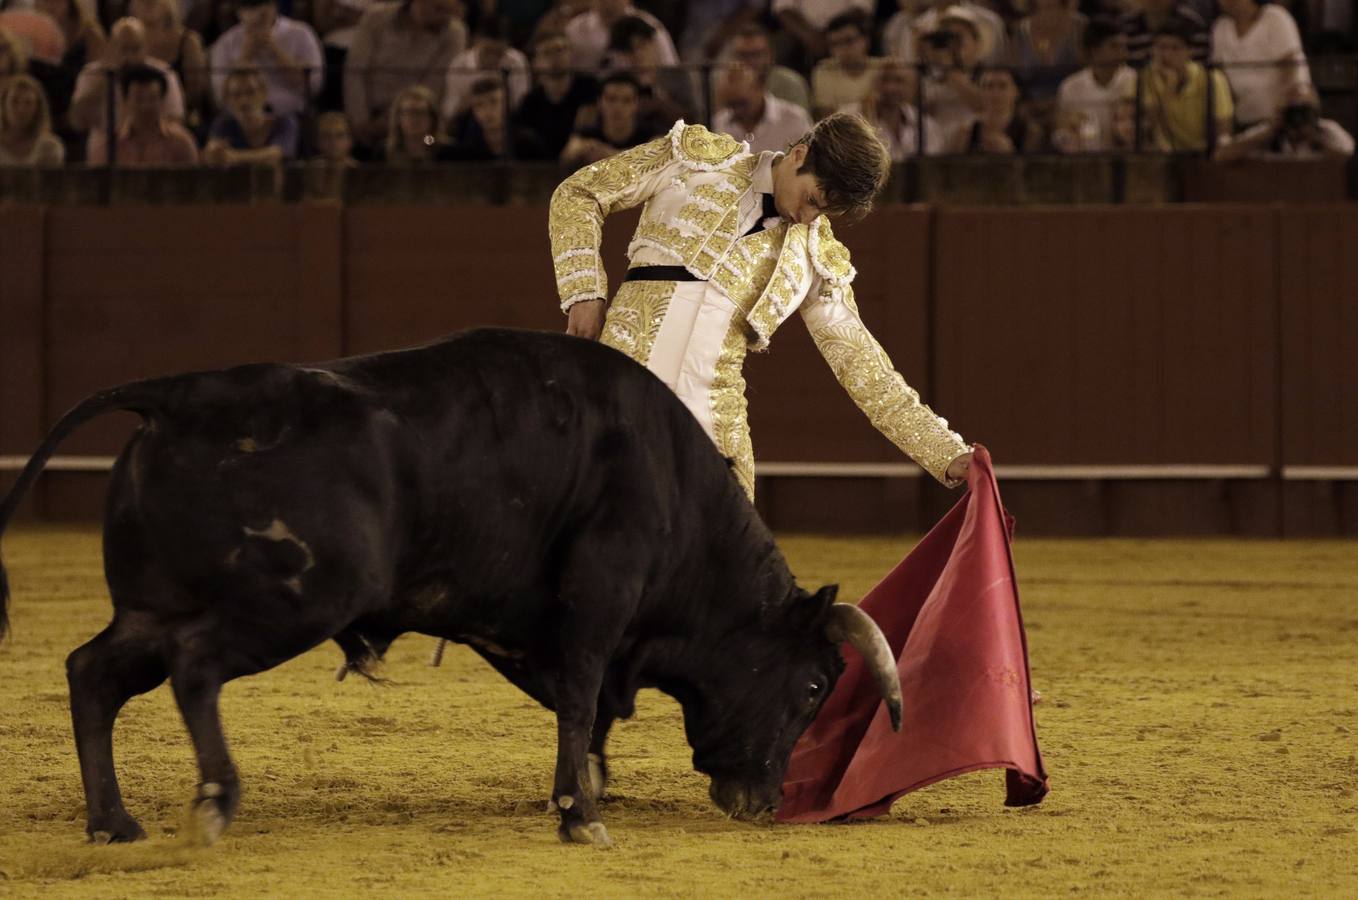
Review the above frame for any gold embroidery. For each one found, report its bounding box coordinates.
[677,204,725,233]
[711,225,785,315]
[805,284,969,484]
[600,280,676,366]
[811,217,855,284]
[636,220,703,262]
[548,135,676,308]
[677,124,742,167]
[745,225,809,350]
[692,183,742,206]
[709,316,756,500]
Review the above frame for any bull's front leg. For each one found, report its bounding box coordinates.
[549,681,613,847]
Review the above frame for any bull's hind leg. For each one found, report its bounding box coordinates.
[67,612,168,843]
[167,612,339,845]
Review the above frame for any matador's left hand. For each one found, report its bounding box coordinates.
[946,452,973,484]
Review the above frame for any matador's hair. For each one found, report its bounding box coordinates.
[792,112,891,222]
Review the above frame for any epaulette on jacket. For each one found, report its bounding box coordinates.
[668,120,747,172]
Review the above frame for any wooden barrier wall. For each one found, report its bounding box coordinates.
[2,204,1356,535]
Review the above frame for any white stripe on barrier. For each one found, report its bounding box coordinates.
[1281,467,1358,481]
[0,455,119,472]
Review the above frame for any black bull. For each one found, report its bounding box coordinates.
[0,328,902,847]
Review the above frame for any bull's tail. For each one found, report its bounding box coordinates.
[0,382,166,643]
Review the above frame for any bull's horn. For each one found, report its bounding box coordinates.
[825,604,903,731]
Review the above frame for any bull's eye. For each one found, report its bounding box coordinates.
[807,681,823,702]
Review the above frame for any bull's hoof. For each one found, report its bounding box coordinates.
[87,812,146,845]
[188,782,236,847]
[586,753,608,801]
[559,820,613,848]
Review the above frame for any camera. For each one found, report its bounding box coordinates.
[922,30,959,50]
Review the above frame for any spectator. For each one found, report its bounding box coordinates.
[513,27,598,160]
[442,16,530,120]
[882,0,921,64]
[1053,17,1135,152]
[565,0,677,71]
[675,0,761,63]
[87,62,198,163]
[311,108,356,165]
[770,0,872,70]
[918,8,988,149]
[70,18,186,150]
[1136,18,1233,152]
[187,0,246,48]
[531,0,591,44]
[1212,0,1310,129]
[343,0,466,151]
[1215,82,1354,160]
[207,0,323,119]
[382,83,452,162]
[604,13,692,125]
[913,1,1009,66]
[712,61,812,154]
[129,0,208,126]
[447,75,544,160]
[203,65,298,165]
[33,0,106,95]
[1009,0,1086,109]
[1120,0,1208,64]
[957,66,1043,153]
[810,12,883,118]
[0,9,66,68]
[0,73,65,164]
[313,0,377,51]
[720,22,810,113]
[559,71,658,168]
[842,57,944,160]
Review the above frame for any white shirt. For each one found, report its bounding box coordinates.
[1234,118,1355,158]
[208,16,325,118]
[1211,6,1311,126]
[714,92,813,155]
[1056,65,1135,152]
[565,7,679,71]
[771,0,873,32]
[442,46,530,120]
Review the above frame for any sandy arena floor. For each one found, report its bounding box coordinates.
[0,527,1355,897]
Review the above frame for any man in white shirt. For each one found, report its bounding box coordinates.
[1054,18,1137,153]
[208,0,324,118]
[69,18,186,153]
[713,62,813,154]
[1215,83,1355,160]
[565,0,677,70]
[772,0,873,65]
[442,18,530,119]
[1211,0,1310,127]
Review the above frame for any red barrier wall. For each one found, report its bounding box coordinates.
[2,203,1355,534]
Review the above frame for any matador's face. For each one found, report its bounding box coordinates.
[771,143,830,227]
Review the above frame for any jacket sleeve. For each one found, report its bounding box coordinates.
[800,274,971,487]
[548,129,680,312]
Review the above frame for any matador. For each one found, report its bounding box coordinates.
[550,114,972,498]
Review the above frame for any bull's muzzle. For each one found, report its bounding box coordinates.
[709,778,780,822]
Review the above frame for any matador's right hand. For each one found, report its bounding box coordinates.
[566,298,606,342]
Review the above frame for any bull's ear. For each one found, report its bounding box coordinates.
[789,584,839,632]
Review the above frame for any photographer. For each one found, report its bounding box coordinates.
[918,8,988,151]
[1215,84,1354,161]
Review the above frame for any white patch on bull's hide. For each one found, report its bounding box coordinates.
[299,367,347,387]
[242,519,316,573]
[557,795,574,810]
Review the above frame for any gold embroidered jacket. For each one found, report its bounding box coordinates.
[548,120,970,485]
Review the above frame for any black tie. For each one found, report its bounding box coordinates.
[743,192,781,237]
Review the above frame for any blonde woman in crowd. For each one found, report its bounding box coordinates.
[0,74,66,165]
[384,84,452,163]
[129,0,208,122]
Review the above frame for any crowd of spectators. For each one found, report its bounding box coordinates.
[0,0,1351,171]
